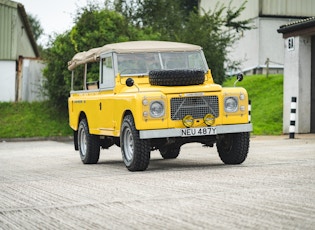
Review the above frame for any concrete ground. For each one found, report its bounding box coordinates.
[0,134,314,229]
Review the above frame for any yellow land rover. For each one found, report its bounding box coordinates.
[68,41,252,171]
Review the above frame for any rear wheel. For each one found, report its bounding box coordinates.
[78,119,100,164]
[159,144,181,159]
[120,115,150,171]
[216,132,249,164]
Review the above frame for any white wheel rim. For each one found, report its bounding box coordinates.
[123,127,134,162]
[79,128,87,157]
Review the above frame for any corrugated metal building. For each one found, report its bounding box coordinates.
[200,0,315,75]
[0,0,40,102]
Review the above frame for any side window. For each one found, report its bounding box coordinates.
[100,55,115,89]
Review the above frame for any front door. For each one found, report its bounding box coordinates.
[98,54,115,133]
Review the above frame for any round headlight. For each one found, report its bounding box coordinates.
[225,97,238,113]
[182,115,194,127]
[150,101,164,118]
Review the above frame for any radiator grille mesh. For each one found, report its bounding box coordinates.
[170,96,219,120]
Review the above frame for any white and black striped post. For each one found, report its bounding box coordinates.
[248,100,251,123]
[289,97,297,139]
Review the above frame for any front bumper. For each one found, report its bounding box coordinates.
[139,123,253,139]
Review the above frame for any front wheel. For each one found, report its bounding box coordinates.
[120,115,150,171]
[216,132,250,164]
[78,119,100,164]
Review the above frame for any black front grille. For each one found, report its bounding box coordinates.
[170,96,219,120]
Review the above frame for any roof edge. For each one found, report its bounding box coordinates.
[17,3,40,57]
[278,17,315,34]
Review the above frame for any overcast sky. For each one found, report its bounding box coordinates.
[17,0,98,45]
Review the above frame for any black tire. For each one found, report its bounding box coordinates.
[149,69,205,86]
[159,144,181,159]
[73,130,79,150]
[78,119,100,164]
[120,115,151,171]
[216,132,250,164]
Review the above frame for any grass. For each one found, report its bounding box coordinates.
[0,101,72,138]
[223,74,283,135]
[0,74,283,138]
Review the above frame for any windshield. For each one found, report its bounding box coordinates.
[117,51,208,75]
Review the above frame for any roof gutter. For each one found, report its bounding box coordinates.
[277,17,315,38]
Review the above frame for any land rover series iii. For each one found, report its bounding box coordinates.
[68,41,252,171]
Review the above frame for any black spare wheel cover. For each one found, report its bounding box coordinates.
[149,69,205,86]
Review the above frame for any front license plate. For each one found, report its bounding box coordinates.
[181,127,217,137]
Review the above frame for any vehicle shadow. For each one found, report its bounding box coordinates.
[147,158,227,172]
[97,157,229,172]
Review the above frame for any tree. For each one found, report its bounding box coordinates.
[43,6,160,110]
[27,13,44,42]
[43,32,73,110]
[115,0,252,84]
[114,0,197,40]
[178,2,252,84]
[178,10,229,84]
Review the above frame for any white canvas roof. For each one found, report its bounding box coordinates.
[68,41,202,70]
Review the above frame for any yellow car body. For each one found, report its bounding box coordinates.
[68,41,252,171]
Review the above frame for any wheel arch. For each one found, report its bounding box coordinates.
[121,110,133,124]
[78,112,87,126]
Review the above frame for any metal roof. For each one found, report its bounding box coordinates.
[278,17,315,38]
[0,0,39,59]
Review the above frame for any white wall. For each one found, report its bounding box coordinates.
[0,59,46,102]
[259,18,288,68]
[226,18,288,73]
[0,61,16,102]
[283,36,311,133]
[200,0,310,73]
[226,18,260,74]
[21,59,46,102]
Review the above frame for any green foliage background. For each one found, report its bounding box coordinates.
[223,75,283,135]
[0,101,71,138]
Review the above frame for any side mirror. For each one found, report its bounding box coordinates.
[236,73,244,82]
[234,73,244,87]
[126,78,134,87]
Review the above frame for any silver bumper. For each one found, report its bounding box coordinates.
[139,123,253,139]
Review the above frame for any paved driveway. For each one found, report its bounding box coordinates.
[0,135,315,229]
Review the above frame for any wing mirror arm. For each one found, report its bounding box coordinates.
[126,78,139,92]
[234,73,244,87]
